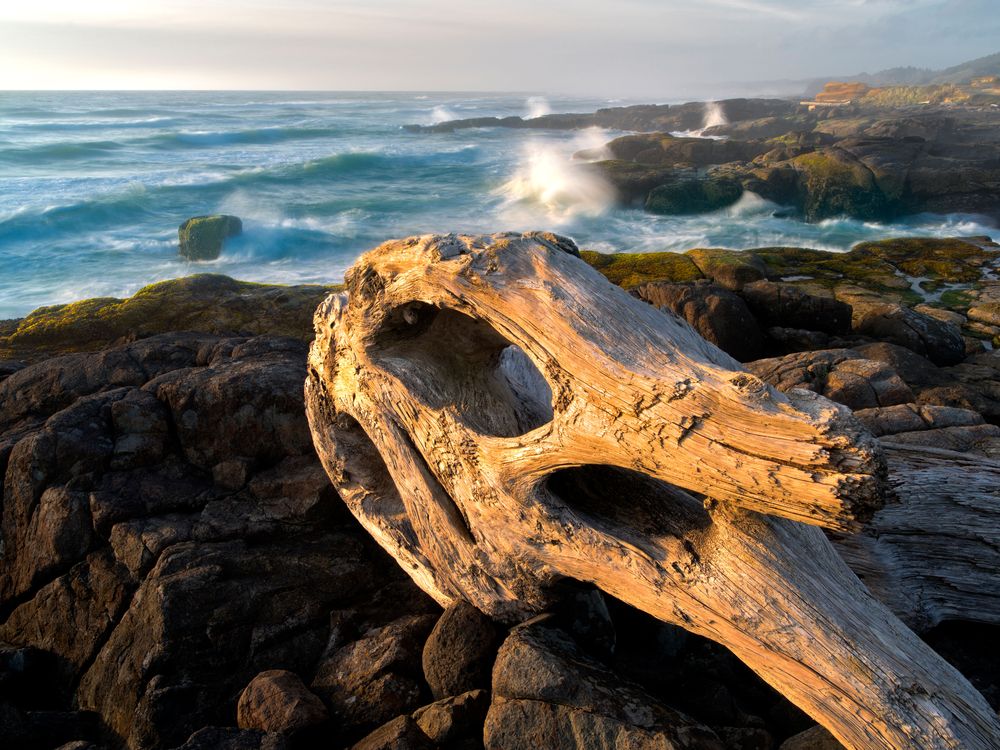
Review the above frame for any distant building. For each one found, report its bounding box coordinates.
[971,75,1000,88]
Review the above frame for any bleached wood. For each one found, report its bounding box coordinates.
[305,232,1000,750]
[834,443,1000,631]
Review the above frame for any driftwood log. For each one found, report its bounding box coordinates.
[305,232,1000,750]
[834,443,1000,631]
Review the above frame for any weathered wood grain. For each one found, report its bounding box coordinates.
[306,232,1000,750]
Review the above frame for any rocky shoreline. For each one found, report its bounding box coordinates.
[1,234,999,749]
[411,94,1000,224]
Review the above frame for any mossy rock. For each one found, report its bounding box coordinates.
[580,250,703,288]
[645,178,743,215]
[790,150,889,221]
[1,274,340,362]
[585,161,682,203]
[178,215,243,261]
[750,245,907,291]
[849,237,999,284]
[684,248,768,290]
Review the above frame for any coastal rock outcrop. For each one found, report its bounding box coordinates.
[178,215,243,261]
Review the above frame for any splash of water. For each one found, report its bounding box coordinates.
[526,96,552,119]
[703,101,728,130]
[670,101,730,139]
[496,130,616,224]
[429,105,457,124]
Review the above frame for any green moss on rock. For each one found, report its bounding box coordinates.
[791,150,889,222]
[178,215,243,261]
[849,237,998,283]
[580,250,703,288]
[1,274,340,362]
[644,178,743,216]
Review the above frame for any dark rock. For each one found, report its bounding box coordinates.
[645,177,743,215]
[168,726,288,750]
[313,614,437,734]
[715,726,775,750]
[845,293,966,365]
[423,600,503,700]
[351,716,434,750]
[484,617,724,750]
[0,333,434,750]
[778,725,844,749]
[412,689,490,746]
[741,281,852,334]
[852,403,984,437]
[178,215,242,261]
[766,326,831,354]
[635,281,764,361]
[879,423,1000,455]
[0,704,102,750]
[747,349,913,410]
[236,670,327,734]
[548,583,616,660]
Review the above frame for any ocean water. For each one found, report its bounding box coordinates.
[1,90,997,319]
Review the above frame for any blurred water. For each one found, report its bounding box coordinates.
[0,90,996,318]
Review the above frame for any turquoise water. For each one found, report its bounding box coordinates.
[1,90,997,319]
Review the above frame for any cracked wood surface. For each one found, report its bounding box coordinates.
[305,232,1000,750]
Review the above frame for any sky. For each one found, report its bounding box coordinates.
[1,0,998,96]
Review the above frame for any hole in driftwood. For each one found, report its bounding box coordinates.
[369,303,553,437]
[328,412,418,547]
[546,464,710,541]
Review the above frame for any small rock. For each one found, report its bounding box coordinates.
[178,215,243,261]
[968,303,1000,327]
[412,689,489,745]
[168,726,289,750]
[914,304,966,326]
[779,724,844,749]
[313,614,436,732]
[423,600,502,700]
[236,670,328,734]
[351,716,434,750]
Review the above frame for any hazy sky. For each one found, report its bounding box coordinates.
[1,0,997,95]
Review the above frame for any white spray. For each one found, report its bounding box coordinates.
[496,127,616,224]
[526,96,552,119]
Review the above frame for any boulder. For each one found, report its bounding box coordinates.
[484,617,723,750]
[422,601,502,700]
[685,248,767,291]
[645,177,743,215]
[0,333,435,750]
[746,349,913,410]
[167,727,288,750]
[845,294,966,365]
[178,215,242,261]
[634,281,764,361]
[236,670,327,734]
[852,404,984,437]
[412,689,490,746]
[350,716,434,750]
[741,281,852,335]
[312,614,437,734]
[0,275,338,364]
[779,725,844,749]
[581,250,703,288]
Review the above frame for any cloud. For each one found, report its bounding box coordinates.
[0,0,995,94]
